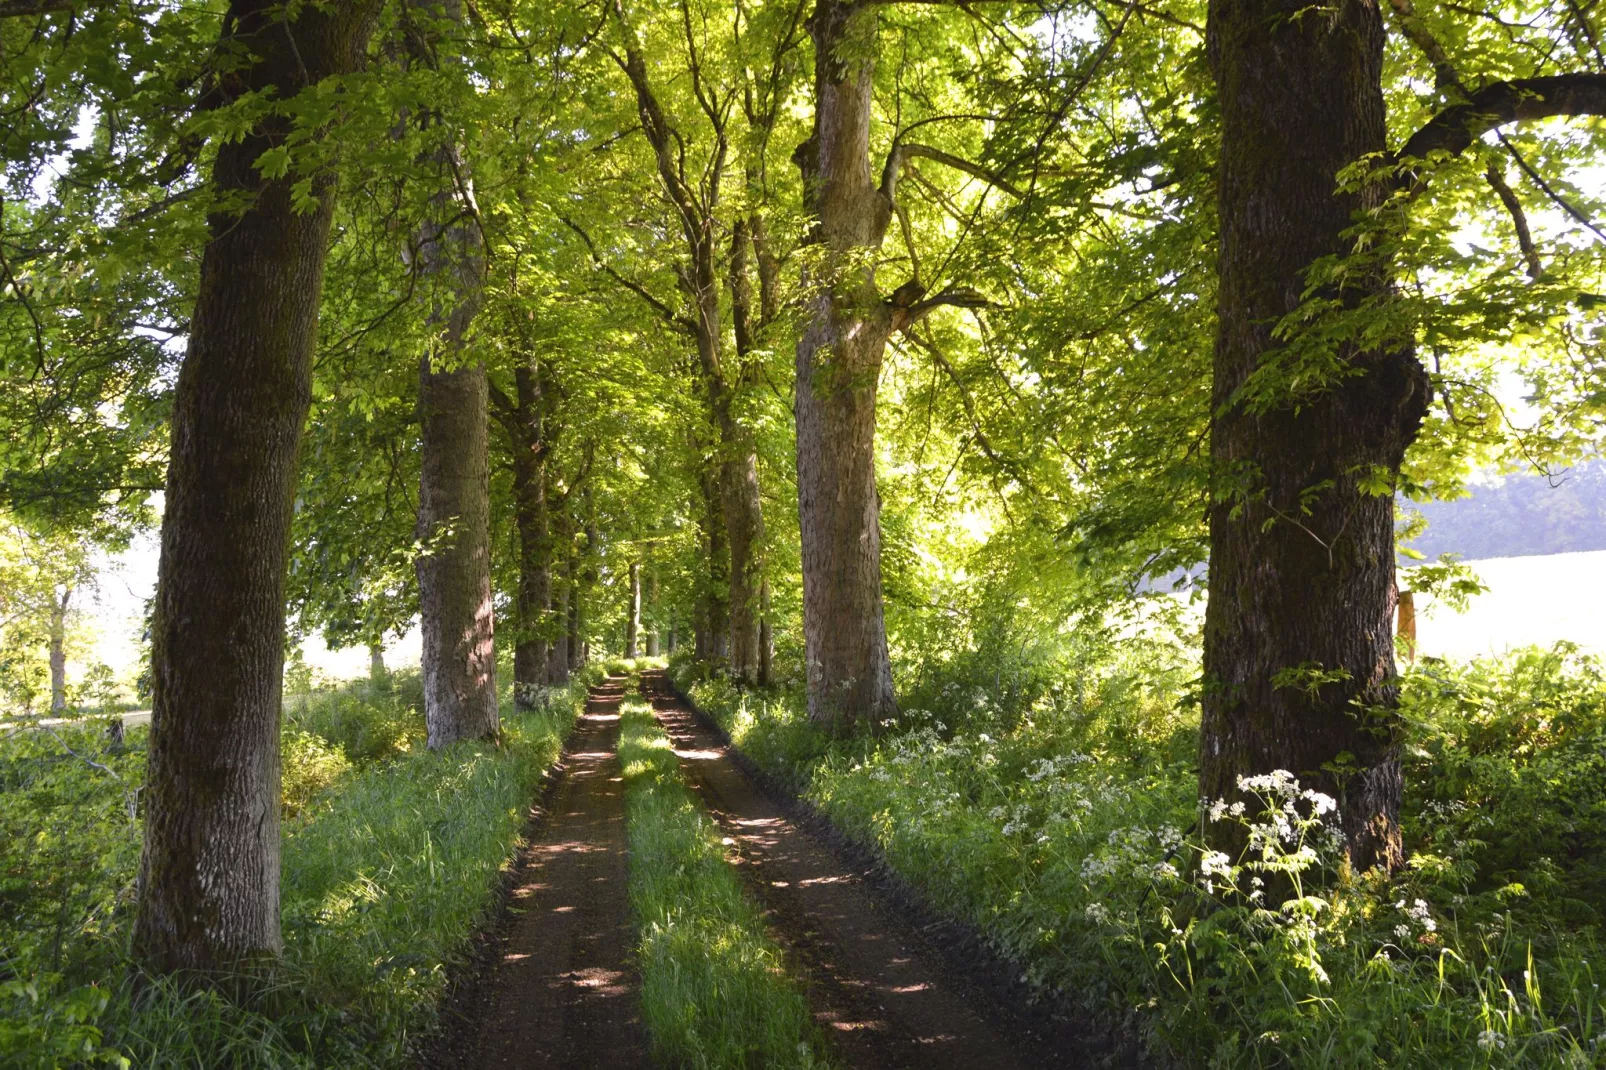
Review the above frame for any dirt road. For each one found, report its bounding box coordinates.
[469,678,650,1069]
[638,671,1073,1070]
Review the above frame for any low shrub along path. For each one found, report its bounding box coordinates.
[470,676,651,1068]
[638,671,1056,1070]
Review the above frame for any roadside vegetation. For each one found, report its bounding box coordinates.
[617,689,826,1069]
[1,668,594,1068]
[676,643,1606,1068]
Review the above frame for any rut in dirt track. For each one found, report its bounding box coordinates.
[638,670,1070,1070]
[469,678,650,1069]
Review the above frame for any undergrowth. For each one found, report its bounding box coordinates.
[617,691,826,1069]
[1,664,600,1068]
[674,643,1606,1068]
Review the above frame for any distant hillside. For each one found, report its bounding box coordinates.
[1405,461,1606,561]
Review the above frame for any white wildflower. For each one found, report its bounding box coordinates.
[1302,789,1338,816]
[1477,1030,1507,1052]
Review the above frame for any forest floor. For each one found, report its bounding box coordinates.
[437,671,1072,1069]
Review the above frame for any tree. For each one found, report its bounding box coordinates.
[1199,0,1606,871]
[0,519,95,714]
[594,0,785,684]
[792,0,1004,729]
[135,0,381,974]
[625,560,641,657]
[492,355,555,706]
[405,0,498,749]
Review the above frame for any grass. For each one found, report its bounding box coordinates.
[1,664,601,1068]
[616,690,828,1069]
[675,647,1606,1068]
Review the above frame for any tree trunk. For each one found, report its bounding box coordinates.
[614,34,763,682]
[368,642,386,683]
[508,361,550,708]
[724,218,767,684]
[645,569,659,656]
[134,0,379,975]
[1201,0,1430,874]
[793,0,897,731]
[546,506,572,684]
[410,0,497,750]
[697,463,730,663]
[417,356,498,747]
[48,586,69,712]
[566,538,583,672]
[574,505,598,668]
[759,577,773,687]
[1396,589,1417,664]
[625,562,640,658]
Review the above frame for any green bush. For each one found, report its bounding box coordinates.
[284,671,425,766]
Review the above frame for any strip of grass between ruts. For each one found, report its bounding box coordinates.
[2,667,602,1068]
[617,690,829,1069]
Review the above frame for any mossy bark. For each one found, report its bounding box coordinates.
[134,0,379,975]
[793,0,897,732]
[1201,0,1430,873]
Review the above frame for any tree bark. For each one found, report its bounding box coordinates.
[503,361,551,708]
[573,503,598,669]
[696,462,730,663]
[368,642,386,683]
[134,0,379,975]
[48,586,69,712]
[417,355,498,747]
[1396,589,1417,664]
[625,562,640,658]
[410,0,497,750]
[1200,0,1430,874]
[793,0,897,731]
[644,569,659,656]
[546,504,572,684]
[758,577,773,687]
[724,217,767,683]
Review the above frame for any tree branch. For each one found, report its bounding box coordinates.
[1397,73,1606,166]
[1498,129,1606,244]
[880,141,1024,207]
[557,214,695,332]
[1485,164,1544,278]
[888,285,993,331]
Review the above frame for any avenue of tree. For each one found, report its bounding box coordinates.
[3,0,1605,975]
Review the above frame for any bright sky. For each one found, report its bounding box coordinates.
[88,529,421,688]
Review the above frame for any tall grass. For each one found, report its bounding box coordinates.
[1,665,600,1068]
[617,694,827,1069]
